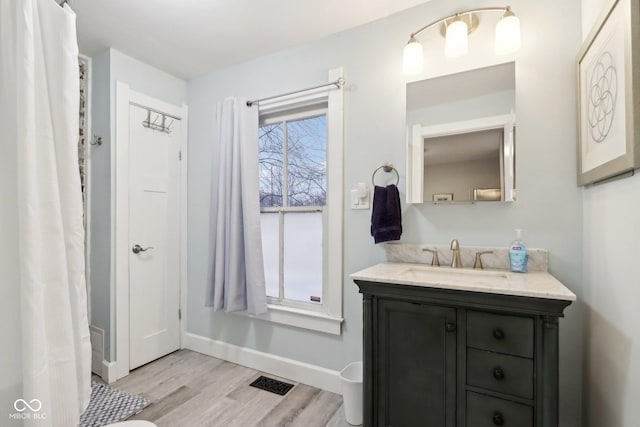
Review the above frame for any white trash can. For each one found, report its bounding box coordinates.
[340,361,363,425]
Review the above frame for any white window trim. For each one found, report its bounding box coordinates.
[239,68,344,335]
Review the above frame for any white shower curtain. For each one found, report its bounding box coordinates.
[0,0,91,426]
[206,97,268,315]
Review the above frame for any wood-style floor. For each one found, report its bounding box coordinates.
[98,349,352,427]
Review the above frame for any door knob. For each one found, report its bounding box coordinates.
[132,244,154,254]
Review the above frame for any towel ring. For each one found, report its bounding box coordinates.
[372,163,400,186]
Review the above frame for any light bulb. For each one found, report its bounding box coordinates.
[445,18,468,58]
[403,37,424,75]
[495,10,521,55]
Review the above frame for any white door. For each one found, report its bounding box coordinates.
[128,104,181,369]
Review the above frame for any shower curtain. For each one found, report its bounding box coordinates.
[206,97,268,315]
[0,0,92,426]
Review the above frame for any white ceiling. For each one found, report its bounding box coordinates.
[72,0,429,80]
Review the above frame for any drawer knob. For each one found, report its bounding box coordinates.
[446,323,457,333]
[493,367,505,380]
[492,411,505,425]
[493,328,505,340]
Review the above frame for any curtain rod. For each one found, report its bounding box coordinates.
[246,77,345,107]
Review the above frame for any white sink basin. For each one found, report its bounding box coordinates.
[398,266,509,285]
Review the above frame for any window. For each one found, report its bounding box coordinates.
[259,110,327,308]
[251,70,343,334]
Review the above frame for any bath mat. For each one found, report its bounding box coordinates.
[79,382,150,427]
[249,375,294,396]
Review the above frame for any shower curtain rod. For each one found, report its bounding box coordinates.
[246,77,345,107]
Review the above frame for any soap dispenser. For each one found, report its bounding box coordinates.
[509,229,528,273]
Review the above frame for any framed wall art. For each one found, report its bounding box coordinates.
[577,0,640,185]
[432,193,453,202]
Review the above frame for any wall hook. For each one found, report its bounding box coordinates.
[90,135,103,146]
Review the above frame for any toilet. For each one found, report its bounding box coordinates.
[106,421,157,427]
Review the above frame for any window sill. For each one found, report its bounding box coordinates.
[234,304,344,335]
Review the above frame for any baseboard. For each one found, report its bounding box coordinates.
[89,325,104,376]
[101,360,118,384]
[90,325,119,384]
[183,333,342,395]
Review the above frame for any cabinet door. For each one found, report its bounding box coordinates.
[377,299,457,427]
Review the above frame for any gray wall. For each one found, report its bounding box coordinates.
[406,89,516,127]
[88,48,186,361]
[424,157,501,201]
[580,0,640,425]
[187,0,584,425]
[89,49,112,360]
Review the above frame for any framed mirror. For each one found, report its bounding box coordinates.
[406,62,516,204]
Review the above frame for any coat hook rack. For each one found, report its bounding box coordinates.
[142,109,177,134]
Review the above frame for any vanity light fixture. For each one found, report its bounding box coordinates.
[444,17,469,58]
[403,6,521,74]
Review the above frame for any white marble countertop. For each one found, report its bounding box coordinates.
[350,262,576,301]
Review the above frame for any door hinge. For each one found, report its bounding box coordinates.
[178,309,182,320]
[178,151,182,161]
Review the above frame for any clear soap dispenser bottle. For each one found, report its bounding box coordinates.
[509,229,528,273]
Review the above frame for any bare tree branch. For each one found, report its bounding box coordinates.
[259,116,326,208]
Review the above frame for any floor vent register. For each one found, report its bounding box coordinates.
[249,375,294,396]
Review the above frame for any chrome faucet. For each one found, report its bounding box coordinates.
[450,239,463,268]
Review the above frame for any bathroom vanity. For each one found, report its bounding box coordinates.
[351,263,576,427]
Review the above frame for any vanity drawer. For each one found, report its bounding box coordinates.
[466,391,533,427]
[467,311,534,358]
[467,348,533,399]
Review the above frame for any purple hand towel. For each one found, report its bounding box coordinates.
[370,184,402,244]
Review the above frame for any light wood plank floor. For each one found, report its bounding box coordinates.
[97,349,353,427]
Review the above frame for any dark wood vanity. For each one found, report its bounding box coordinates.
[352,263,574,427]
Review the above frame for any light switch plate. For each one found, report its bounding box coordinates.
[351,189,370,210]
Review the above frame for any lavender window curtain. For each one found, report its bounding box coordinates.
[206,97,268,315]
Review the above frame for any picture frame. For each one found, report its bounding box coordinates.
[577,0,640,186]
[432,193,453,202]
